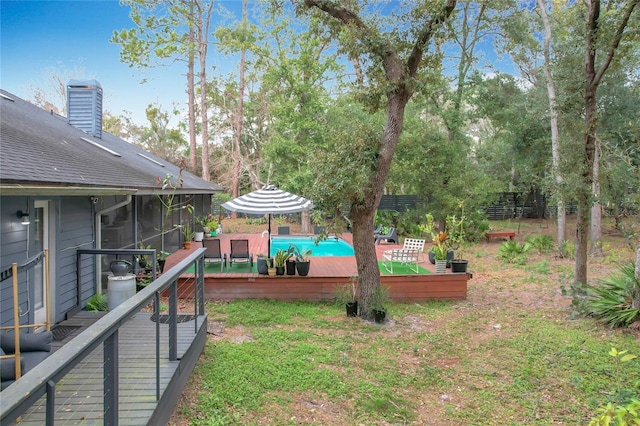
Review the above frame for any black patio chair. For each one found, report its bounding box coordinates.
[278,226,290,235]
[202,238,226,271]
[375,227,399,245]
[229,239,253,270]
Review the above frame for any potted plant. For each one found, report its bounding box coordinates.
[334,276,359,317]
[205,216,219,237]
[182,223,194,249]
[157,250,170,273]
[273,248,292,276]
[432,231,449,274]
[266,257,276,276]
[137,241,152,271]
[291,244,312,276]
[256,254,272,275]
[371,285,390,324]
[447,204,468,273]
[136,275,152,292]
[285,253,296,275]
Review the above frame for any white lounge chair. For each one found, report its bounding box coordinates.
[382,248,421,274]
[381,238,426,274]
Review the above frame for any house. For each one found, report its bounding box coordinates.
[0,80,221,329]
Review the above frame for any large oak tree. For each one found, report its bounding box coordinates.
[300,0,457,319]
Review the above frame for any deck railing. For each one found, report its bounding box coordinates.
[0,248,206,425]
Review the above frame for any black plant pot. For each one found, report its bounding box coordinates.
[296,261,310,276]
[257,258,271,275]
[373,309,386,324]
[286,260,296,275]
[275,266,285,275]
[345,302,358,317]
[138,259,147,269]
[450,259,468,273]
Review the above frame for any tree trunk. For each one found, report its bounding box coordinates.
[576,0,638,285]
[300,210,311,235]
[200,57,210,181]
[633,247,640,310]
[590,143,603,255]
[198,1,214,182]
[187,4,197,172]
[356,92,409,320]
[537,0,566,248]
[231,0,247,202]
[350,209,380,320]
[575,94,597,286]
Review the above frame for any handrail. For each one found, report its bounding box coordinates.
[0,248,206,425]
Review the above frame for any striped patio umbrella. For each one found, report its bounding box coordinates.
[221,184,314,256]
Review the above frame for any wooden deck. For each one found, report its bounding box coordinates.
[10,311,207,425]
[170,233,469,301]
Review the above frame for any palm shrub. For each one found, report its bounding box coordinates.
[497,240,532,264]
[86,293,108,312]
[559,240,576,259]
[584,262,640,328]
[526,234,555,254]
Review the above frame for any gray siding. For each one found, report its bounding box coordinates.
[1,197,34,328]
[0,196,96,327]
[56,197,95,319]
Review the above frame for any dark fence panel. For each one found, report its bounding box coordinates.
[377,195,422,213]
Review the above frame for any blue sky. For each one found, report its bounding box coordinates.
[1,0,231,126]
[2,1,516,128]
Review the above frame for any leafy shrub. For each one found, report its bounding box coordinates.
[590,347,640,425]
[86,293,108,312]
[526,234,555,254]
[559,240,576,259]
[590,399,640,426]
[497,240,532,264]
[584,262,640,328]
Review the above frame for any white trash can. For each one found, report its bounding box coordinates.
[107,274,136,311]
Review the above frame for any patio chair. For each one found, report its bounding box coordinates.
[229,239,253,270]
[314,225,326,235]
[400,238,426,263]
[373,224,383,236]
[382,248,420,274]
[278,226,290,235]
[375,227,398,244]
[202,238,226,271]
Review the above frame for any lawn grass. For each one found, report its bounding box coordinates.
[173,299,640,425]
[170,218,640,425]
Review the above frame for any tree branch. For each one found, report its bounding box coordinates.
[592,0,639,88]
[407,0,457,77]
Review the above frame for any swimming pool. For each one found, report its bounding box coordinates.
[270,235,355,257]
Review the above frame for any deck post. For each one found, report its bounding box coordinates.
[169,281,178,361]
[46,380,55,426]
[104,331,119,425]
[155,291,161,400]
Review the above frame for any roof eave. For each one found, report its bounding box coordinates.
[0,184,138,196]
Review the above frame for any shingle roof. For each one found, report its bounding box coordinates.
[0,90,221,195]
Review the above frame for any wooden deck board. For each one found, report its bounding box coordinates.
[170,233,469,302]
[11,313,206,425]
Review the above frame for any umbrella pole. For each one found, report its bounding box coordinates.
[267,214,271,257]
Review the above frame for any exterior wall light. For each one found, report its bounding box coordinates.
[17,210,30,225]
